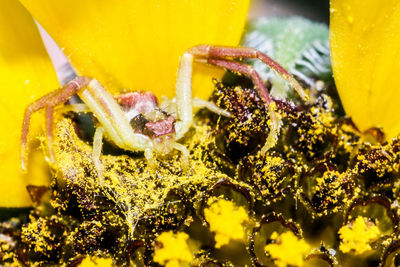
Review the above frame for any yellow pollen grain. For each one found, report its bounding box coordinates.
[338,216,381,254]
[204,198,249,248]
[264,231,310,267]
[78,256,113,266]
[153,231,193,267]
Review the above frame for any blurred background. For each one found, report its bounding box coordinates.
[40,0,331,83]
[249,0,329,23]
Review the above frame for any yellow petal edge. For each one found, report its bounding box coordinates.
[0,0,59,206]
[330,0,400,138]
[20,0,250,100]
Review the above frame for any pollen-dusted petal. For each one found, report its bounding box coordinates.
[0,0,59,207]
[330,0,400,138]
[19,0,250,100]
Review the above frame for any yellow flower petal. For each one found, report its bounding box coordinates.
[0,0,59,207]
[20,0,250,100]
[330,0,400,138]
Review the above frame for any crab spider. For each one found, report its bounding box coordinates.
[21,45,307,181]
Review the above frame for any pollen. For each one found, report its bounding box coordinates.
[338,216,381,254]
[153,231,193,267]
[204,198,249,248]
[264,231,310,267]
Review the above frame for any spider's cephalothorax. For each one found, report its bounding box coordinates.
[21,45,308,182]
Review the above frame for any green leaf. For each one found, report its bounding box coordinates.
[242,16,330,98]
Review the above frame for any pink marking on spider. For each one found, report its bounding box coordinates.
[145,116,176,137]
[115,92,159,119]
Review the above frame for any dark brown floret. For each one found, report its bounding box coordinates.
[212,81,268,162]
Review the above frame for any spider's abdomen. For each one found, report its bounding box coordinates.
[115,92,175,138]
[115,92,158,120]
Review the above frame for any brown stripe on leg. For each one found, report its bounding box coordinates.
[45,106,55,163]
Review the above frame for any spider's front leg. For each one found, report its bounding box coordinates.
[173,53,232,139]
[174,52,194,140]
[172,53,232,170]
[188,45,308,101]
[21,76,152,175]
[183,45,309,154]
[21,77,91,171]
